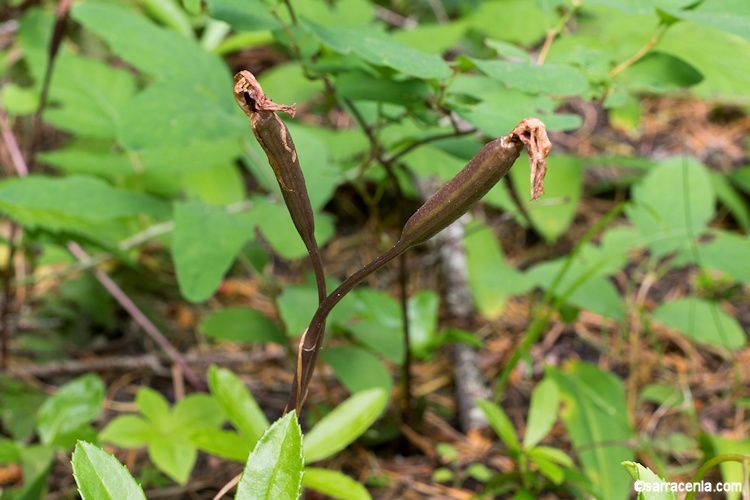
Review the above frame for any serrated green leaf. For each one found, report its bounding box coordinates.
[304,388,388,463]
[652,298,746,350]
[72,441,146,500]
[148,433,197,485]
[476,400,520,453]
[547,362,634,500]
[98,415,153,448]
[470,58,589,96]
[626,157,715,257]
[208,366,270,447]
[464,220,529,319]
[236,412,304,500]
[621,461,676,500]
[36,374,105,447]
[322,346,393,395]
[200,308,285,344]
[301,20,452,79]
[524,378,560,449]
[172,201,255,302]
[302,468,371,500]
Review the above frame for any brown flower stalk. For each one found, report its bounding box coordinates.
[287,118,552,413]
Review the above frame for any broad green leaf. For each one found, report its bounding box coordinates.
[402,142,468,182]
[703,434,750,500]
[257,63,325,106]
[511,154,582,243]
[345,288,404,364]
[208,365,270,446]
[171,394,224,431]
[467,0,548,46]
[652,298,746,350]
[0,376,46,441]
[72,441,146,500]
[464,220,529,319]
[207,0,278,31]
[117,83,245,150]
[236,412,304,500]
[304,388,388,463]
[191,428,252,462]
[17,445,56,499]
[476,400,520,453]
[626,157,715,257]
[148,433,196,485]
[302,468,371,500]
[322,346,393,395]
[524,378,560,449]
[621,461,676,500]
[335,72,431,109]
[45,54,138,139]
[301,20,452,79]
[0,175,168,233]
[37,374,105,446]
[547,362,634,500]
[695,231,750,283]
[251,196,336,260]
[617,51,703,93]
[172,201,255,302]
[72,2,232,100]
[199,307,285,344]
[183,164,245,205]
[710,172,750,232]
[662,0,750,41]
[580,0,693,15]
[659,19,750,100]
[99,415,153,448]
[293,0,374,26]
[470,58,589,96]
[407,290,440,356]
[394,20,467,54]
[528,450,565,484]
[140,0,194,37]
[135,387,171,426]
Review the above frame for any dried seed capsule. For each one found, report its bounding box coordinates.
[233,71,326,302]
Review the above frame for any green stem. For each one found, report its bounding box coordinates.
[686,454,750,500]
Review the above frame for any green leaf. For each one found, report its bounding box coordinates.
[696,231,750,283]
[304,388,388,463]
[172,201,255,302]
[148,433,196,485]
[710,172,750,232]
[467,0,548,46]
[335,72,431,108]
[191,428,252,462]
[72,2,232,99]
[475,400,520,453]
[639,384,685,408]
[208,365,270,446]
[199,307,285,344]
[171,394,224,431]
[626,157,715,257]
[464,220,529,319]
[524,378,560,449]
[322,346,393,395]
[302,468,371,500]
[547,362,634,500]
[236,412,304,500]
[581,0,694,15]
[470,58,589,96]
[511,154,583,243]
[621,461,676,500]
[45,54,138,139]
[407,290,439,356]
[183,164,245,205]
[135,387,171,426]
[72,441,146,500]
[662,0,750,41]
[528,450,565,484]
[99,415,153,448]
[0,175,168,233]
[703,434,750,498]
[345,289,404,364]
[616,51,703,93]
[207,0,281,31]
[652,298,746,350]
[36,374,105,447]
[301,20,452,79]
